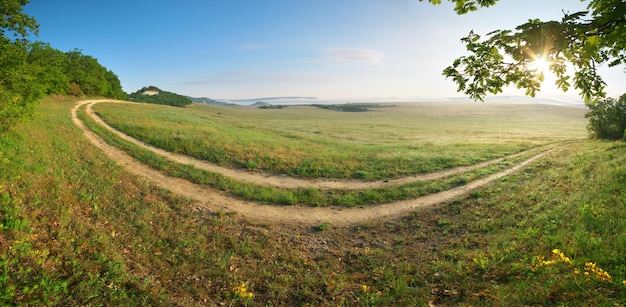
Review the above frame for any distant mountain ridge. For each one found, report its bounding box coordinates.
[183,94,585,108]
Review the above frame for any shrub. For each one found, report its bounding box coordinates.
[585,93,626,140]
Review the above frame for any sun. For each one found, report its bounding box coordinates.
[530,56,551,73]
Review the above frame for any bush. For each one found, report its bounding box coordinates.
[585,93,626,140]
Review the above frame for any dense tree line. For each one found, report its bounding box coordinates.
[258,104,286,109]
[313,104,370,112]
[1,0,125,133]
[26,43,126,99]
[312,103,396,112]
[128,86,193,107]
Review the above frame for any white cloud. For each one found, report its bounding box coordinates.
[239,44,264,51]
[217,69,257,77]
[313,48,385,66]
[181,70,329,86]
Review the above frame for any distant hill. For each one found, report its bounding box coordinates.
[249,101,272,107]
[129,86,193,107]
[188,96,237,107]
[215,96,318,105]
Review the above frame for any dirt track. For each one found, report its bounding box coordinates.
[72,99,557,226]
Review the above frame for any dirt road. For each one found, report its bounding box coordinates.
[72,99,557,226]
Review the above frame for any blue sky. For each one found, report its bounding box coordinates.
[24,0,624,101]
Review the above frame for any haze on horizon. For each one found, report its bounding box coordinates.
[25,0,625,102]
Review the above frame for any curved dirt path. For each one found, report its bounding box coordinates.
[73,99,559,226]
[84,99,546,190]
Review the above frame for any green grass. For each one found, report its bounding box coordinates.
[1,97,624,306]
[92,101,587,180]
[80,103,545,207]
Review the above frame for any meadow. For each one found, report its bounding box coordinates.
[91,101,586,180]
[80,103,553,208]
[1,97,625,306]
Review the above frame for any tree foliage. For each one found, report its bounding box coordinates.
[0,1,126,133]
[63,49,126,99]
[423,0,498,15]
[424,0,625,102]
[0,0,38,37]
[1,0,39,133]
[128,86,193,107]
[585,93,626,140]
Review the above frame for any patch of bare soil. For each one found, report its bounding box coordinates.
[72,99,557,226]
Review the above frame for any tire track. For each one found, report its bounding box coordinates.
[84,99,546,190]
[72,99,559,226]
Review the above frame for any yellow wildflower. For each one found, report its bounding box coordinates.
[362,285,370,293]
[545,260,556,266]
[562,256,572,265]
[583,262,612,282]
[232,282,254,299]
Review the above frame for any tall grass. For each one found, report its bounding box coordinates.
[411,141,626,305]
[1,99,163,304]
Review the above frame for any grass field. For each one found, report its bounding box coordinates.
[92,101,587,180]
[80,103,550,207]
[1,97,625,306]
